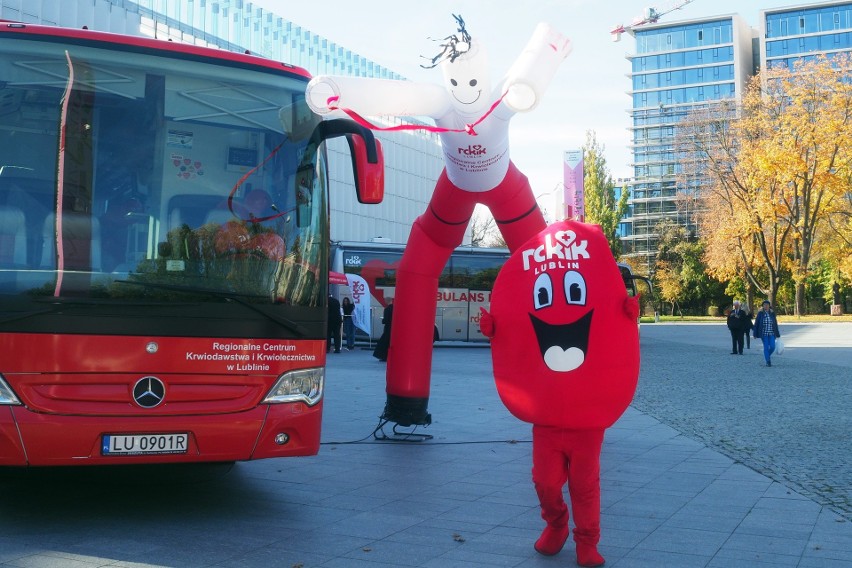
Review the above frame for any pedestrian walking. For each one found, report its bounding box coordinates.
[327,294,342,354]
[726,300,750,355]
[753,300,781,366]
[742,302,753,349]
[342,297,356,351]
[372,298,393,362]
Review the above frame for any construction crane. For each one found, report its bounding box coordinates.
[611,0,696,41]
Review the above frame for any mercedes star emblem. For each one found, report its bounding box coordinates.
[132,376,166,408]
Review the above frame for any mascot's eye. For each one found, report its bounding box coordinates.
[564,271,587,305]
[469,79,478,87]
[450,79,458,86]
[533,273,553,310]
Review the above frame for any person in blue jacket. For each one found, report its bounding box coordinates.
[753,300,781,367]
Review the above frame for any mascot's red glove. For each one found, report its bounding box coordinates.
[479,307,495,338]
[624,295,640,321]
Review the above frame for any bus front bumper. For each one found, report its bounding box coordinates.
[0,402,321,467]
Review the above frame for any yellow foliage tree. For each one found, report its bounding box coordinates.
[677,100,791,307]
[749,55,852,314]
[679,55,852,314]
[654,259,683,316]
[821,190,852,283]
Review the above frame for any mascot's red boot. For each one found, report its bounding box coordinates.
[480,220,640,567]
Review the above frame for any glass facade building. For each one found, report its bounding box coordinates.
[0,0,447,245]
[762,1,852,68]
[623,1,852,270]
[624,15,753,266]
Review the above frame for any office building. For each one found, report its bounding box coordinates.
[624,14,754,269]
[0,0,447,245]
[623,0,852,271]
[761,1,852,68]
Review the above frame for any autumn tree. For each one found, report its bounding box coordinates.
[653,219,724,315]
[676,101,789,307]
[582,130,628,258]
[678,55,852,313]
[750,55,852,314]
[822,180,852,284]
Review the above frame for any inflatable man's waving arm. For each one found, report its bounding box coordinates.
[306,76,451,119]
[500,22,572,113]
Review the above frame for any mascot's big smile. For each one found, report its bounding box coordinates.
[528,310,593,372]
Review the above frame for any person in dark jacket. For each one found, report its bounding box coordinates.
[342,297,356,351]
[327,295,342,354]
[753,300,781,367]
[742,303,754,349]
[726,300,751,354]
[372,298,393,362]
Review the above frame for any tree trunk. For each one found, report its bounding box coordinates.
[796,282,806,315]
[768,282,778,309]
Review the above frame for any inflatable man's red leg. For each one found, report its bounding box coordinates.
[383,172,474,426]
[383,218,460,425]
[484,166,547,251]
[383,164,545,426]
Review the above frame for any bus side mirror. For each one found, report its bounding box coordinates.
[346,134,384,204]
[628,275,653,297]
[294,119,385,226]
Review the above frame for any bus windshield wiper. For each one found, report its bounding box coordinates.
[114,280,308,337]
[0,304,66,325]
[0,294,233,325]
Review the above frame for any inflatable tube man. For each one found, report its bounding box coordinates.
[480,220,640,566]
[306,16,572,426]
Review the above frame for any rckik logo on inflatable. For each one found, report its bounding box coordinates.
[457,144,487,156]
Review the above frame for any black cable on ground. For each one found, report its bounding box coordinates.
[320,417,531,446]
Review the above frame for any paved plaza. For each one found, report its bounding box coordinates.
[0,322,850,567]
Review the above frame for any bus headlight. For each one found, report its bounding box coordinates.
[0,375,21,405]
[263,367,324,406]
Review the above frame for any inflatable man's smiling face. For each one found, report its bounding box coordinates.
[440,39,492,116]
[486,221,640,429]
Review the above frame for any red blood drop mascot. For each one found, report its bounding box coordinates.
[480,220,640,567]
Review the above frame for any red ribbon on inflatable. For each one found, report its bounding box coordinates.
[326,92,506,136]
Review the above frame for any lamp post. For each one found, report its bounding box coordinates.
[536,182,564,224]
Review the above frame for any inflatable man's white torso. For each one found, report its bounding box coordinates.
[305,22,570,193]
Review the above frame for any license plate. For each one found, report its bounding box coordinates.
[102,433,189,456]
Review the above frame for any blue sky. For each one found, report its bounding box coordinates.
[254,0,810,209]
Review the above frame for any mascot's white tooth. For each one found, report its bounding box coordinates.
[543,346,584,372]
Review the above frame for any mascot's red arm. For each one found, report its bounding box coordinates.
[624,295,640,321]
[479,306,495,338]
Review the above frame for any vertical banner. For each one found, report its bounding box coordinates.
[345,273,372,336]
[563,149,585,222]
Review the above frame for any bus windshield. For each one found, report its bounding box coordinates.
[0,31,328,338]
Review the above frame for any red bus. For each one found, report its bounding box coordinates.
[0,22,382,466]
